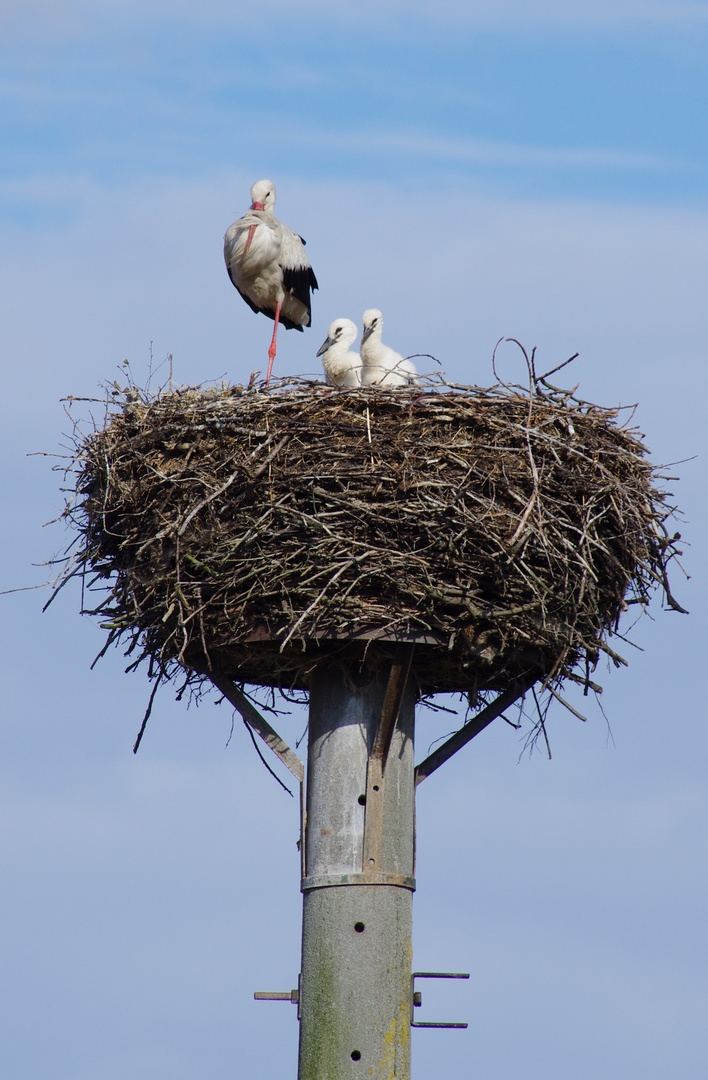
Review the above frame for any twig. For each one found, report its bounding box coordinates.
[133,675,162,753]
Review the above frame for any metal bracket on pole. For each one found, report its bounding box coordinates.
[410,972,470,1029]
[414,681,533,787]
[211,674,308,874]
[373,643,416,769]
[301,872,415,891]
[362,754,385,876]
[254,989,299,1003]
[362,645,415,876]
[210,673,305,784]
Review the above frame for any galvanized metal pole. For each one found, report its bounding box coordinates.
[298,663,416,1080]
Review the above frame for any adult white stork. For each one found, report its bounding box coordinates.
[224,180,318,386]
[316,318,362,387]
[360,309,418,387]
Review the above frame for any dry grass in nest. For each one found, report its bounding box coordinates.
[54,371,685,707]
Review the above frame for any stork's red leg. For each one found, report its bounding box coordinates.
[265,301,280,387]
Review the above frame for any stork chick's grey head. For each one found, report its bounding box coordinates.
[249,179,276,211]
[316,317,358,357]
[361,308,383,344]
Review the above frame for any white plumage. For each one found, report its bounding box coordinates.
[360,309,418,387]
[316,318,362,387]
[224,179,318,385]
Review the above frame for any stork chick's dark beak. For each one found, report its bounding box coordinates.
[316,336,335,357]
[361,325,374,345]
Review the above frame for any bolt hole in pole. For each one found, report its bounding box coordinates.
[351,1050,362,1061]
[354,922,365,933]
[358,794,366,805]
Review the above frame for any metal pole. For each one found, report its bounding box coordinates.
[298,663,416,1080]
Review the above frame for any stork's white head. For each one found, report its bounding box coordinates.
[361,308,383,345]
[316,317,358,356]
[250,179,276,212]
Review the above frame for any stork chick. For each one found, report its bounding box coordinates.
[224,180,318,385]
[360,309,418,387]
[317,318,362,387]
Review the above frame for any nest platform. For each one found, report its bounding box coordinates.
[64,378,682,698]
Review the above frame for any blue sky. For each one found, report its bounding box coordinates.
[1,3,707,1078]
[3,1,708,206]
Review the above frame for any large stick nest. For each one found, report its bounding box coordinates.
[60,375,684,699]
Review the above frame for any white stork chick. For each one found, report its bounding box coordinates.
[224,179,318,385]
[360,309,418,387]
[316,318,362,387]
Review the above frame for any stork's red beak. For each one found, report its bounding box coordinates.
[252,201,265,211]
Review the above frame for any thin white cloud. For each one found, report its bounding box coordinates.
[282,126,677,172]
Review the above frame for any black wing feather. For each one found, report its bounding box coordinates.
[282,264,319,325]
